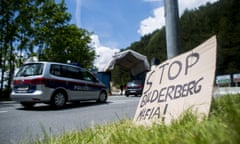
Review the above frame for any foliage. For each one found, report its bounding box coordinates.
[126,0,240,75]
[42,24,95,69]
[112,0,240,85]
[180,0,240,75]
[28,95,240,144]
[0,0,95,96]
[111,65,131,87]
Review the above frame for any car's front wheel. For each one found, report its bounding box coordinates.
[97,91,107,103]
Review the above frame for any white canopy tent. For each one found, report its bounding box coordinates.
[104,50,150,76]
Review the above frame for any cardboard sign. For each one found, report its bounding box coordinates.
[133,36,217,125]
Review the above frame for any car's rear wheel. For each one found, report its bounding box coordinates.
[97,92,107,103]
[51,91,67,108]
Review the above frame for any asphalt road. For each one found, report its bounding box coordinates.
[0,95,140,144]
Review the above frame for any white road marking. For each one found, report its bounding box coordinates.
[0,111,8,113]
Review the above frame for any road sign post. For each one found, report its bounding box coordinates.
[164,0,180,59]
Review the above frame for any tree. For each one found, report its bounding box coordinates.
[111,65,131,87]
[33,0,71,59]
[125,0,240,76]
[0,0,18,96]
[145,29,166,63]
[43,25,95,69]
[0,0,95,98]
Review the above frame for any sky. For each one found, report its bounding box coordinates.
[63,0,219,71]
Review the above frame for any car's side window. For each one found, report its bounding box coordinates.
[51,64,84,80]
[50,65,61,76]
[66,66,81,79]
[50,64,97,82]
[60,66,69,78]
[82,71,96,82]
[17,63,43,77]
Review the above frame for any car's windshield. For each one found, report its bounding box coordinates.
[127,82,135,86]
[127,81,141,86]
[16,63,43,77]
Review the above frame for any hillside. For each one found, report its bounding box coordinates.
[127,0,240,75]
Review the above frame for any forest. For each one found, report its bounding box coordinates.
[123,0,240,77]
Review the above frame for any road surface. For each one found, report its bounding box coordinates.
[0,95,140,144]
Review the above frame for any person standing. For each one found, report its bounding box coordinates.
[120,84,124,95]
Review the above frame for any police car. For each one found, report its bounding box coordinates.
[11,62,108,108]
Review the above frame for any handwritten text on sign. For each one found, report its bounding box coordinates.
[133,36,217,125]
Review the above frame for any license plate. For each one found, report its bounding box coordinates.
[17,87,29,91]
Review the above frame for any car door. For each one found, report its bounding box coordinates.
[57,65,88,100]
[81,71,100,99]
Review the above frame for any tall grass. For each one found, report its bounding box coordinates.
[30,94,240,144]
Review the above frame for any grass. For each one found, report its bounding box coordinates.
[29,94,240,144]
